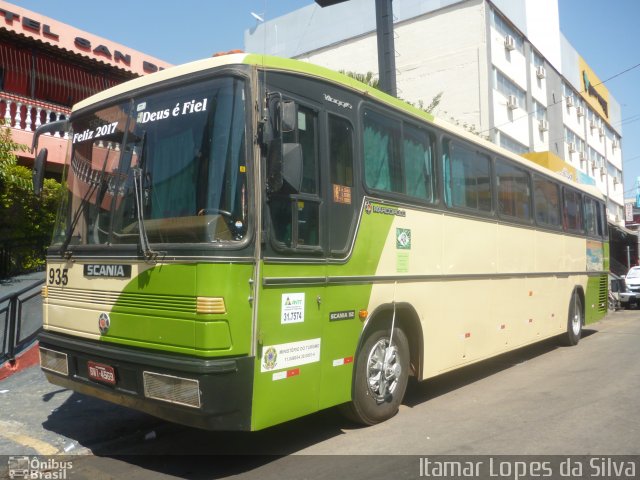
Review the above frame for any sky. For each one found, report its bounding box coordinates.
[10,0,640,197]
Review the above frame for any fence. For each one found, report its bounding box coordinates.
[0,277,45,364]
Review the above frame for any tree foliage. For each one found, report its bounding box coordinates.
[0,124,62,274]
[340,70,442,114]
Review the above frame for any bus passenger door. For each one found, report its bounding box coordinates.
[318,112,364,410]
[254,100,328,430]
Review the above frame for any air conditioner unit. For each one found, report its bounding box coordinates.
[600,167,606,179]
[507,95,518,110]
[536,65,546,79]
[590,160,597,172]
[599,126,605,137]
[567,142,576,153]
[566,96,574,108]
[613,139,619,150]
[538,119,549,132]
[590,119,597,131]
[576,106,585,117]
[613,177,619,186]
[579,150,587,163]
[504,34,515,51]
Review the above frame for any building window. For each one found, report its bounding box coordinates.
[499,132,528,155]
[563,82,577,111]
[532,50,544,69]
[588,147,605,170]
[492,10,524,53]
[533,100,547,122]
[494,68,526,108]
[564,127,585,155]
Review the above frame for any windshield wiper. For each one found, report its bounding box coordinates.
[60,151,110,258]
[131,132,159,262]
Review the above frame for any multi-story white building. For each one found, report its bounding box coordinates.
[245,0,625,226]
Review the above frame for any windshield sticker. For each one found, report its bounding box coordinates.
[136,97,208,125]
[281,293,305,324]
[333,184,352,205]
[72,122,119,144]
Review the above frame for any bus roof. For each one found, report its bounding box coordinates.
[72,52,603,201]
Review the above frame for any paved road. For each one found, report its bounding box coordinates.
[0,309,639,479]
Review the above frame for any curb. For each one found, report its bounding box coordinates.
[0,341,40,381]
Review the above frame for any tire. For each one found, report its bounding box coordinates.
[563,291,583,346]
[340,325,410,426]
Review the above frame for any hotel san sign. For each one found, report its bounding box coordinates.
[0,6,167,75]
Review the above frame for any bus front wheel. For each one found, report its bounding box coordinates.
[563,291,583,346]
[341,326,410,425]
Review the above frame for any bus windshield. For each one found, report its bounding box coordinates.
[52,76,249,250]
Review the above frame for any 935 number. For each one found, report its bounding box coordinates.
[48,268,68,286]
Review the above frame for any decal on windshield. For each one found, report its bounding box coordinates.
[136,97,209,125]
[72,122,119,144]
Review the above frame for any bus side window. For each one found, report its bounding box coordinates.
[443,139,492,212]
[563,188,583,233]
[495,158,531,221]
[584,197,598,236]
[533,175,561,228]
[328,114,355,254]
[403,125,436,203]
[363,109,402,193]
[270,104,321,250]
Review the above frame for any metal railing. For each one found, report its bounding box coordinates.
[0,91,70,134]
[0,278,45,364]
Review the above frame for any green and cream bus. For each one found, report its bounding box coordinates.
[33,53,608,431]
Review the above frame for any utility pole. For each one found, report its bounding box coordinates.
[315,0,397,97]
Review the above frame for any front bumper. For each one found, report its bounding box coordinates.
[38,330,254,431]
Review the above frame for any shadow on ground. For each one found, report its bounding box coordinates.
[41,330,598,479]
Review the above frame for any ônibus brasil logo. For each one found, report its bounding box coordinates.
[8,456,73,479]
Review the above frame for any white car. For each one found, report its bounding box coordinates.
[624,266,640,295]
[610,273,640,309]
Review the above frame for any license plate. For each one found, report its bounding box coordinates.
[87,361,116,385]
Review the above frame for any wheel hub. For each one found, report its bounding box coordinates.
[366,339,401,401]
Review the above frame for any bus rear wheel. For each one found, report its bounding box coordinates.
[563,291,583,346]
[341,326,410,425]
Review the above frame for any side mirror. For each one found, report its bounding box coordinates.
[281,100,296,133]
[32,148,48,197]
[266,139,303,194]
[31,119,68,197]
[265,97,303,194]
[282,143,303,193]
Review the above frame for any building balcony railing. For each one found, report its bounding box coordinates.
[0,91,70,138]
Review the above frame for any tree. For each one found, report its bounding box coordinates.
[0,124,62,275]
[340,70,442,114]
